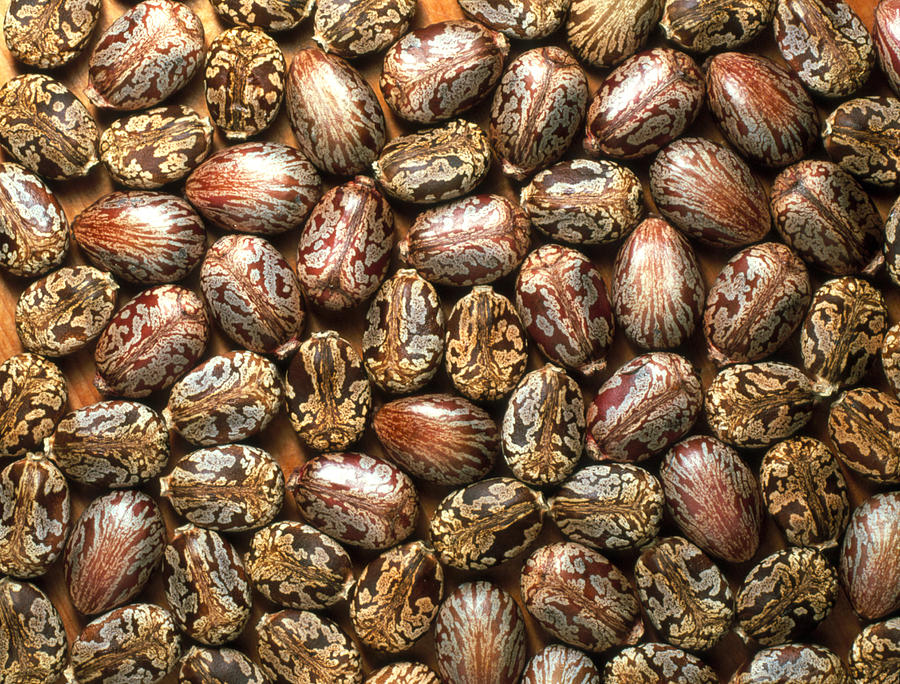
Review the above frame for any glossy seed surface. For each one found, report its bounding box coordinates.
[0,353,67,458]
[3,0,100,68]
[660,0,773,53]
[314,0,416,57]
[0,578,67,683]
[604,643,718,684]
[566,0,662,68]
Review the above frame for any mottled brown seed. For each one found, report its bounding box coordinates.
[0,353,67,459]
[179,646,267,684]
[849,617,900,682]
[886,194,900,287]
[730,644,847,684]
[566,0,663,68]
[3,0,100,68]
[828,387,900,484]
[314,0,416,58]
[823,96,900,188]
[366,662,441,684]
[604,643,718,684]
[883,322,900,396]
[659,0,774,53]
[0,578,67,684]
[459,0,569,38]
[522,644,601,684]
[876,0,900,96]
[210,0,314,31]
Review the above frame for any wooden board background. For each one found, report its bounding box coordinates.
[0,0,898,680]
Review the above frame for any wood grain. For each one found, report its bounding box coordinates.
[0,0,897,681]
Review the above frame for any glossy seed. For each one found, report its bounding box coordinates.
[210,0,314,30]
[566,0,663,68]
[3,0,100,68]
[366,662,441,684]
[179,646,267,684]
[849,617,900,682]
[314,0,416,58]
[522,644,601,684]
[0,578,67,683]
[828,387,900,484]
[884,322,900,396]
[459,0,569,38]
[823,96,900,188]
[886,195,900,287]
[604,643,717,684]
[876,0,900,95]
[0,353,67,459]
[730,644,847,684]
[659,0,773,53]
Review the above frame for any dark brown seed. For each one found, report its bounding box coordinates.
[876,0,900,96]
[314,0,416,58]
[0,74,98,180]
[205,27,285,140]
[522,644,601,684]
[886,194,900,287]
[760,437,850,550]
[550,463,664,551]
[162,524,252,646]
[823,96,900,188]
[0,578,67,684]
[459,0,568,38]
[15,265,118,357]
[0,453,70,579]
[884,322,900,396]
[160,444,285,532]
[604,643,717,684]
[284,331,371,452]
[3,0,100,68]
[372,393,499,485]
[430,476,544,570]
[0,353,67,459]
[660,0,774,53]
[566,0,663,68]
[730,644,847,684]
[245,521,354,610]
[210,0,314,31]
[800,276,887,396]
[849,617,900,682]
[179,646,267,684]
[828,387,900,484]
[367,662,441,684]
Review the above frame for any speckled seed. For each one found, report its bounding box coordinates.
[771,160,883,276]
[284,332,371,452]
[362,269,445,394]
[461,0,569,38]
[828,387,900,484]
[585,47,705,160]
[286,48,385,176]
[164,351,283,447]
[550,463,664,551]
[521,541,643,652]
[288,451,418,550]
[162,525,252,646]
[501,365,585,486]
[64,490,165,616]
[200,234,305,359]
[884,323,900,396]
[366,662,441,684]
[69,603,181,684]
[876,0,900,95]
[522,644,601,684]
[520,159,645,246]
[93,285,210,398]
[314,0,416,57]
[430,476,544,570]
[0,162,69,278]
[612,217,704,350]
[773,0,873,97]
[296,176,394,310]
[179,646,267,684]
[373,393,499,485]
[400,195,531,287]
[73,191,207,285]
[205,28,285,140]
[736,547,838,646]
[46,401,169,489]
[886,195,900,286]
[84,0,205,111]
[245,521,354,610]
[444,286,529,403]
[515,244,614,377]
[433,581,527,684]
[585,352,702,463]
[729,644,847,684]
[635,536,733,652]
[849,617,900,682]
[0,74,98,180]
[705,52,818,167]
[604,643,718,684]
[3,0,99,68]
[350,541,443,653]
[661,436,763,563]
[566,0,663,67]
[210,0,314,30]
[841,491,900,620]
[660,0,774,53]
[256,610,362,684]
[823,97,900,188]
[490,47,588,180]
[800,276,887,396]
[0,353,67,459]
[373,119,492,205]
[0,578,67,684]
[160,444,284,532]
[703,243,810,366]
[0,454,70,579]
[760,437,850,550]
[15,266,118,357]
[649,137,771,248]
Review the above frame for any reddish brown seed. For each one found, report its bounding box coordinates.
[288,451,418,551]
[459,0,568,38]
[73,191,206,286]
[883,322,900,396]
[200,234,305,359]
[659,0,774,54]
[433,581,527,684]
[314,0,416,58]
[210,0,313,30]
[876,0,900,95]
[84,0,205,111]
[185,141,323,236]
[381,20,509,124]
[585,47,705,160]
[605,643,718,684]
[849,617,900,681]
[566,0,663,68]
[286,48,385,176]
[705,52,819,167]
[0,453,70,579]
[0,353,67,459]
[703,242,811,366]
[400,194,531,287]
[94,285,209,398]
[660,435,763,564]
[730,644,847,684]
[612,217,704,350]
[520,541,643,652]
[366,662,441,684]
[296,176,394,311]
[515,244,614,377]
[649,137,771,248]
[884,195,900,287]
[373,393,499,485]
[64,490,165,615]
[3,0,100,68]
[522,644,601,684]
[0,577,68,684]
[828,387,900,484]
[822,96,900,188]
[179,646,267,684]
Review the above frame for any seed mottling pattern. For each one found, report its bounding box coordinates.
[314,0,416,57]
[0,578,68,684]
[367,662,441,684]
[884,322,900,396]
[660,0,774,53]
[729,643,847,684]
[459,0,569,38]
[522,644,601,683]
[179,646,268,684]
[211,0,315,31]
[828,387,900,484]
[566,0,662,68]
[849,617,900,682]
[604,643,718,684]
[3,0,100,68]
[0,353,67,459]
[823,96,900,188]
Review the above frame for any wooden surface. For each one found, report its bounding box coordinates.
[0,0,898,681]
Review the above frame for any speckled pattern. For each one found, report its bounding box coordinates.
[314,0,416,57]
[605,643,718,684]
[459,0,569,38]
[660,0,774,53]
[729,643,848,683]
[521,644,601,683]
[823,96,900,188]
[828,387,900,483]
[849,617,900,682]
[876,0,900,95]
[3,0,100,68]
[0,353,67,458]
[179,646,268,684]
[0,578,67,683]
[210,0,314,31]
[566,0,662,67]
